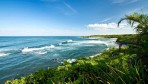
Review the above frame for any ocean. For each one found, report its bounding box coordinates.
[0,36,117,83]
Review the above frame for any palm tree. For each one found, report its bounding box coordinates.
[118,12,148,56]
[118,12,148,44]
[118,12,148,35]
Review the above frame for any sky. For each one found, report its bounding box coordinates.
[0,0,148,36]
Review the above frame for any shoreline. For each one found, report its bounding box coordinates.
[6,34,147,84]
[66,37,118,63]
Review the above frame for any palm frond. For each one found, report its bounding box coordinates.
[118,18,127,27]
[118,12,148,35]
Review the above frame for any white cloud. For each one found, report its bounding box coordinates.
[87,22,131,30]
[86,22,137,34]
[87,22,117,29]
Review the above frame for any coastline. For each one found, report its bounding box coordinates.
[6,34,148,84]
[66,37,118,63]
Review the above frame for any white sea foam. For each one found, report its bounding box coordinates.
[106,48,110,50]
[86,40,106,44]
[22,45,55,53]
[67,40,73,42]
[22,47,39,52]
[67,59,76,63]
[87,38,100,39]
[57,40,73,46]
[0,53,10,57]
[105,38,118,48]
[78,38,117,49]
[67,38,118,49]
[111,38,118,42]
[89,53,102,58]
[61,40,73,44]
[77,40,108,45]
[42,45,55,49]
[35,51,47,55]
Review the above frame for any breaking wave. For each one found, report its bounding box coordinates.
[34,51,48,55]
[22,45,55,54]
[59,40,73,45]
[79,40,107,44]
[0,53,10,57]
[77,38,117,48]
[67,59,76,63]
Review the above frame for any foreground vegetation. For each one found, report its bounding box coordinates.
[6,12,148,84]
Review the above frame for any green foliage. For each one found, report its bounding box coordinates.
[118,12,148,64]
[118,12,148,35]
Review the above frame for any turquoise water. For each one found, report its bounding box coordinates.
[0,36,117,83]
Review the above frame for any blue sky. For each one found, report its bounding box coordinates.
[0,0,148,36]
